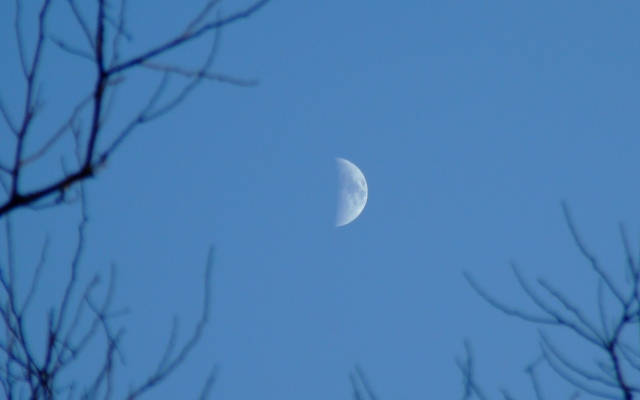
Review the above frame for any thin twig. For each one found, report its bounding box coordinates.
[562,202,625,304]
[65,0,96,52]
[108,0,270,75]
[125,246,214,400]
[0,95,18,135]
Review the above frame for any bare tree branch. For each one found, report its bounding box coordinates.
[11,0,52,198]
[350,365,382,400]
[0,0,270,217]
[108,0,270,75]
[49,36,95,61]
[463,204,640,399]
[20,94,93,167]
[141,61,258,87]
[562,202,625,304]
[64,0,96,53]
[456,341,490,400]
[524,357,547,400]
[125,246,214,400]
[0,0,268,397]
[0,95,18,135]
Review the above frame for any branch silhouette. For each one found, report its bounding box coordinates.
[0,0,269,216]
[0,0,267,398]
[461,202,640,400]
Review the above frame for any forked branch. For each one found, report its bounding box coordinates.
[0,0,269,216]
[462,204,640,400]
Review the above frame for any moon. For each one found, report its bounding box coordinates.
[335,158,368,227]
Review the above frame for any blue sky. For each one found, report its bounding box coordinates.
[2,1,640,399]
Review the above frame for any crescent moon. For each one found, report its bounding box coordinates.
[335,158,368,227]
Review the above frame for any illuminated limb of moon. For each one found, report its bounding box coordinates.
[335,158,368,227]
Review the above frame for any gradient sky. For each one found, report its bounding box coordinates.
[2,1,640,399]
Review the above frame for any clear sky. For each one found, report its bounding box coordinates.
[2,1,640,399]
